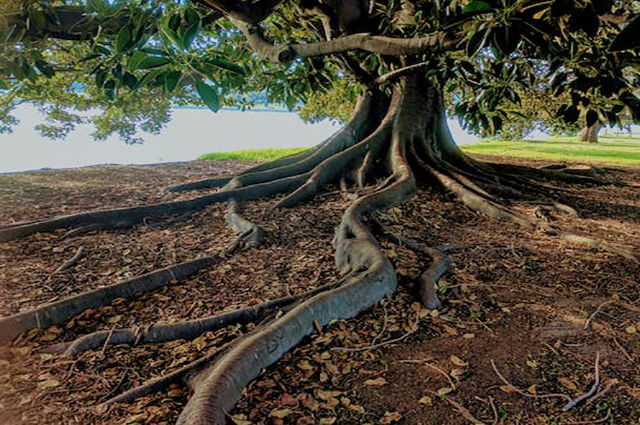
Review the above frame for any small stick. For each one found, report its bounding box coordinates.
[370,302,388,346]
[432,391,482,425]
[563,409,610,425]
[490,359,572,403]
[585,378,618,406]
[100,325,116,357]
[563,352,600,411]
[584,301,614,330]
[55,246,85,273]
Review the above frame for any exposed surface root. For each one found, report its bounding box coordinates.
[224,200,266,254]
[57,291,298,357]
[0,171,308,242]
[0,256,217,344]
[372,220,453,309]
[103,341,233,405]
[561,234,638,263]
[164,177,232,192]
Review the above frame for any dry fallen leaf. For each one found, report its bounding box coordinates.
[437,387,453,396]
[380,411,403,424]
[269,408,292,419]
[450,355,468,367]
[442,324,458,335]
[37,379,60,389]
[348,404,365,414]
[418,396,432,405]
[558,377,577,390]
[527,385,537,395]
[499,385,517,393]
[364,377,388,386]
[231,414,252,425]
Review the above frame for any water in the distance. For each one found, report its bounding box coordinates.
[0,105,479,173]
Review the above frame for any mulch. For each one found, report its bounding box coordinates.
[0,155,638,424]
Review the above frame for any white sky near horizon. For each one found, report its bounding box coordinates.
[0,105,484,173]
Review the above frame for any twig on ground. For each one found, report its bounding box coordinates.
[99,369,129,402]
[563,409,611,424]
[584,301,614,330]
[612,336,633,362]
[371,301,389,346]
[490,359,572,403]
[397,359,456,389]
[100,325,116,357]
[54,246,85,273]
[431,391,483,425]
[563,352,600,411]
[585,378,618,406]
[332,313,419,352]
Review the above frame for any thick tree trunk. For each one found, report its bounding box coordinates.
[578,122,602,143]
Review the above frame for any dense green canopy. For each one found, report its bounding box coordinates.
[0,0,638,143]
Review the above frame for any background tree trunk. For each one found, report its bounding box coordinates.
[577,122,602,143]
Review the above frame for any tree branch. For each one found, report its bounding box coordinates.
[232,17,464,63]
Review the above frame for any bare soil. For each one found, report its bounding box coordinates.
[0,155,638,424]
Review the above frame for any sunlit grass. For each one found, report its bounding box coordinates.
[198,147,308,161]
[199,138,640,166]
[461,137,640,165]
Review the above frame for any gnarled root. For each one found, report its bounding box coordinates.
[224,200,266,254]
[372,220,454,309]
[0,257,218,344]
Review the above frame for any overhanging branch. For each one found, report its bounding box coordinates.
[232,17,464,63]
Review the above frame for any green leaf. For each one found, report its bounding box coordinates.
[466,29,489,57]
[128,51,147,70]
[137,69,164,88]
[195,81,220,112]
[122,72,138,89]
[34,60,55,78]
[609,16,640,52]
[463,1,493,15]
[137,56,171,70]
[205,57,246,75]
[115,25,132,53]
[164,70,182,93]
[140,48,169,56]
[104,79,116,101]
[78,53,101,63]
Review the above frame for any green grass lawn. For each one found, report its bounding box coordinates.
[461,137,640,166]
[198,138,640,166]
[198,147,308,161]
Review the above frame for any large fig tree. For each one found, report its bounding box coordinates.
[0,1,638,423]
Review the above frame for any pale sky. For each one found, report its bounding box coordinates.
[0,105,480,173]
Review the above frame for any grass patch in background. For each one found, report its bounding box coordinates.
[198,137,640,166]
[199,147,308,161]
[461,137,640,165]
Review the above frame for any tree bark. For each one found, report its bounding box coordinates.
[578,122,602,143]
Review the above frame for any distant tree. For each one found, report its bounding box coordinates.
[1,1,638,422]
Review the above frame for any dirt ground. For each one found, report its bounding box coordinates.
[0,155,638,424]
